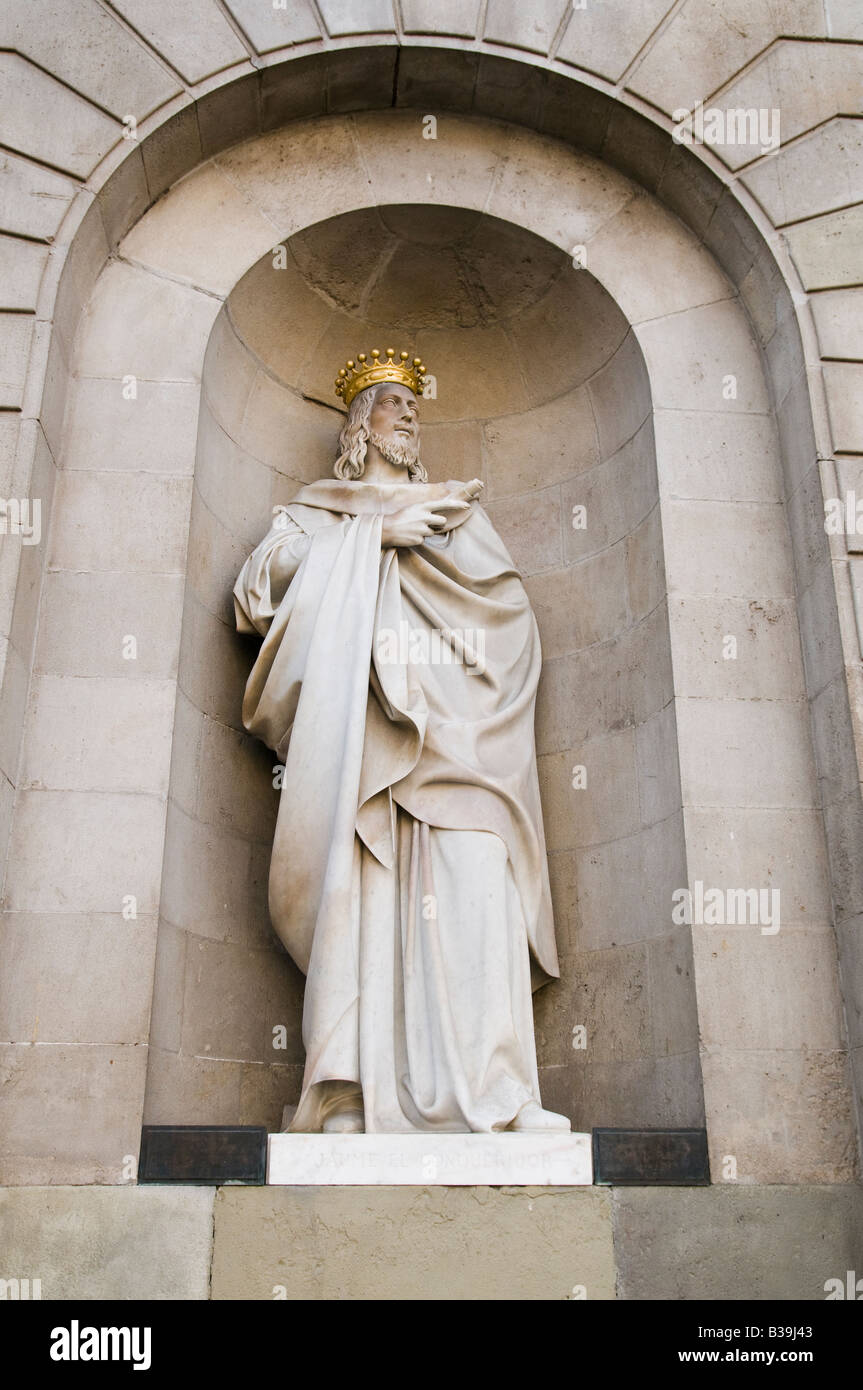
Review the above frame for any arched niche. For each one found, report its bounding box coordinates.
[4,106,853,1183]
[143,203,699,1132]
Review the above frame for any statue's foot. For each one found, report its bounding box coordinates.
[322,1107,364,1134]
[508,1101,571,1133]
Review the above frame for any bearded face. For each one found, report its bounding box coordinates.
[368,428,421,472]
[334,381,428,482]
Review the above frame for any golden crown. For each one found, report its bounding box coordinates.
[334,347,426,409]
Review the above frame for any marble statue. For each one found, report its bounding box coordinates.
[234,348,570,1136]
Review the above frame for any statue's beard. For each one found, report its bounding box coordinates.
[369,430,420,471]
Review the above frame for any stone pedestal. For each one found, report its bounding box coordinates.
[266,1132,593,1185]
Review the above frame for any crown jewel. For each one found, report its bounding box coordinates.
[335,347,426,409]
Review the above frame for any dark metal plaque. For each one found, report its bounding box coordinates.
[138,1125,267,1184]
[592,1128,710,1185]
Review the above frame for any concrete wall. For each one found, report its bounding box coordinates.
[0,19,860,1187]
[2,1180,860,1301]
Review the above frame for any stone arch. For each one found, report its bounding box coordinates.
[2,68,857,1183]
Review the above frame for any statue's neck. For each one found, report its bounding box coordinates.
[361,442,411,485]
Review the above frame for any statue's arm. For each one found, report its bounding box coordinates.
[233,509,313,636]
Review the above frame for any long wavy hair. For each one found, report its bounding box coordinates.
[334,384,428,483]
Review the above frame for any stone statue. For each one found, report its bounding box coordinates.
[234,348,570,1136]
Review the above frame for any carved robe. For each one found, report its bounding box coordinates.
[234,479,559,1133]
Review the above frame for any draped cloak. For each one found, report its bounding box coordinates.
[233,477,559,1132]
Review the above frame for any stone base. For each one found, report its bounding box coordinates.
[267,1131,593,1185]
[1,1184,860,1299]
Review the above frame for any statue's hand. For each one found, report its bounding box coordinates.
[381,498,468,547]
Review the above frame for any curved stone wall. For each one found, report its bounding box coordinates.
[0,55,857,1181]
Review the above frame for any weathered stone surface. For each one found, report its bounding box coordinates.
[110,0,247,84]
[211,1185,615,1299]
[614,1186,863,1300]
[224,0,320,51]
[0,1185,214,1297]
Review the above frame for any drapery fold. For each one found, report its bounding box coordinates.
[234,479,560,1131]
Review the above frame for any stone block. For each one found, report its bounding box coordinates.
[142,1047,243,1126]
[693,926,847,1051]
[627,1,824,119]
[614,1186,863,1300]
[181,934,302,1065]
[0,52,118,179]
[401,0,481,36]
[121,161,279,297]
[823,786,863,924]
[76,259,220,381]
[785,204,863,290]
[625,503,666,623]
[225,0,320,51]
[699,1047,857,1183]
[811,287,863,361]
[587,330,651,458]
[484,486,562,575]
[536,603,674,753]
[194,408,275,550]
[836,913,863,1048]
[686,806,834,926]
[557,0,671,82]
[35,571,185,680]
[635,701,682,825]
[215,116,373,236]
[473,53,544,128]
[637,300,769,413]
[0,235,48,311]
[653,409,781,503]
[667,596,806,700]
[395,45,479,111]
[0,312,34,408]
[196,714,279,843]
[538,726,640,850]
[824,361,863,453]
[486,126,634,256]
[63,376,201,474]
[211,1185,615,1300]
[482,0,566,54]
[526,544,630,655]
[811,672,863,805]
[148,918,185,1052]
[0,912,157,1045]
[0,149,76,242]
[662,497,795,599]
[96,143,151,248]
[562,421,657,564]
[647,929,700,1057]
[200,311,259,440]
[0,1041,147,1185]
[0,1185,214,1297]
[160,800,253,944]
[111,0,247,84]
[575,812,688,951]
[22,675,175,795]
[676,697,818,809]
[797,558,846,698]
[744,117,863,226]
[178,590,254,730]
[5,0,180,119]
[5,790,166,915]
[49,470,192,575]
[196,70,262,157]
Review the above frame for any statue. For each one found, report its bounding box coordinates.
[234,347,570,1136]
